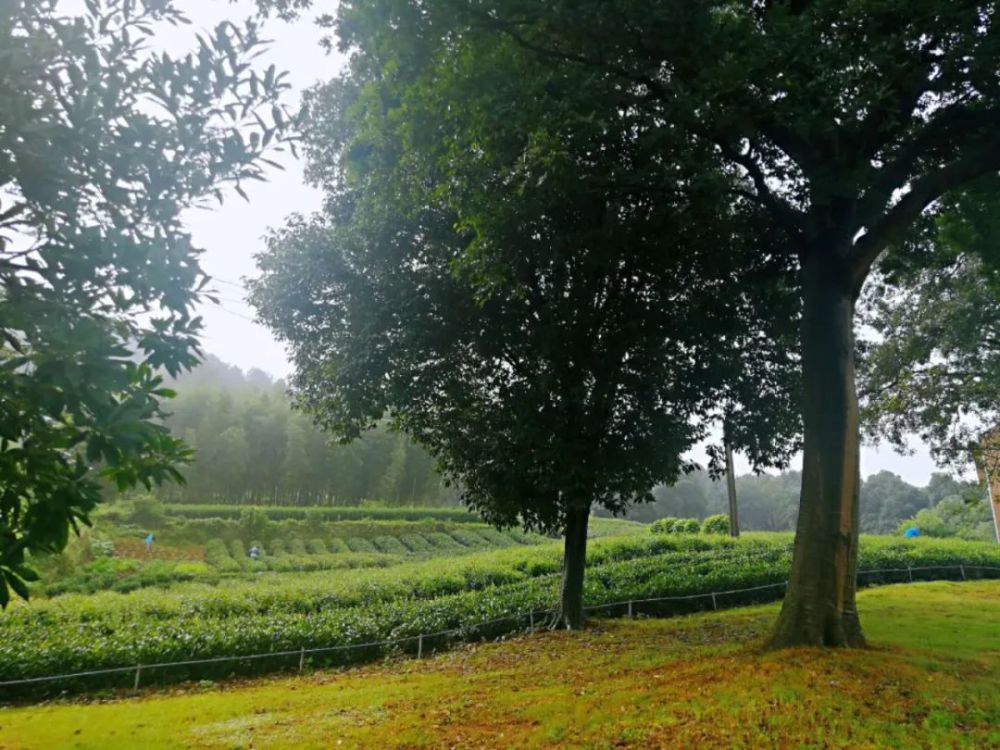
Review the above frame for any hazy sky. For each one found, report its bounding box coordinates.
[164,1,950,485]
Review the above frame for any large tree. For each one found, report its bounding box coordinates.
[361,0,998,647]
[251,29,800,628]
[0,0,291,604]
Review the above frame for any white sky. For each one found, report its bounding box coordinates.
[162,1,949,486]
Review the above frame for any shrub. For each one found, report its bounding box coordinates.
[345,537,377,553]
[288,539,308,556]
[372,536,409,554]
[678,519,701,534]
[399,534,433,553]
[475,528,516,547]
[651,518,678,535]
[306,539,327,554]
[326,538,349,553]
[269,539,287,556]
[448,529,490,548]
[423,532,464,551]
[702,515,730,535]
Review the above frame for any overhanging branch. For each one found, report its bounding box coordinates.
[849,142,1000,291]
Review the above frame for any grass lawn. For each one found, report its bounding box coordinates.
[0,580,996,749]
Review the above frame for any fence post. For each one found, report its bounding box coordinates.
[529,611,534,630]
[711,592,718,610]
[907,566,913,583]
[960,565,966,580]
[298,646,305,672]
[133,664,142,692]
[417,634,423,659]
[627,600,633,618]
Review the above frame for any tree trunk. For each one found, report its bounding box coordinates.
[724,438,740,538]
[551,504,590,630]
[769,252,865,648]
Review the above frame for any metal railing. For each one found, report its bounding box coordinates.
[1,563,997,698]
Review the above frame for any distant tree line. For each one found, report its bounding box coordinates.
[601,469,987,539]
[157,356,457,507]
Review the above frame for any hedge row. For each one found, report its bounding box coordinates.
[1,534,997,698]
[163,504,481,523]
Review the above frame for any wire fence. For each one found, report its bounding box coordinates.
[1,563,997,700]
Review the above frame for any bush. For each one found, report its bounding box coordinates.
[449,529,491,548]
[326,538,349,553]
[371,536,409,554]
[678,519,701,534]
[269,539,287,556]
[423,532,464,551]
[399,534,433,553]
[345,537,377,553]
[898,495,994,542]
[651,518,678,535]
[306,539,327,554]
[702,515,730,535]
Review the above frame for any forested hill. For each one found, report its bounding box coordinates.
[162,355,988,538]
[159,355,457,507]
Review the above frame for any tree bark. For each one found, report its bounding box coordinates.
[769,251,865,648]
[551,504,590,630]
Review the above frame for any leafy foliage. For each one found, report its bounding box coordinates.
[0,0,292,604]
[899,493,995,542]
[702,514,730,535]
[860,181,1000,470]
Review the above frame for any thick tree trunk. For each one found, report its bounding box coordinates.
[769,252,865,648]
[551,504,590,630]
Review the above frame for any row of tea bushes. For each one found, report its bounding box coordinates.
[2,534,997,697]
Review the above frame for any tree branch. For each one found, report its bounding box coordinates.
[849,141,1000,291]
[718,141,807,237]
[857,104,1000,229]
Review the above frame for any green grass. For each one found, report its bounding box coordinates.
[1,580,996,749]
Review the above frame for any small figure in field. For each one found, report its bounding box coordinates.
[249,545,260,561]
[144,533,154,555]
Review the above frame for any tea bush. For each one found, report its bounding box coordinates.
[345,537,378,553]
[702,515,730,535]
[372,536,409,554]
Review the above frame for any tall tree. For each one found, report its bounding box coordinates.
[251,29,800,628]
[361,0,999,646]
[0,0,291,604]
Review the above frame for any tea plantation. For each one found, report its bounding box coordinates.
[2,527,997,700]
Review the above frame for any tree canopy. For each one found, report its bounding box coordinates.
[0,0,291,604]
[251,15,802,627]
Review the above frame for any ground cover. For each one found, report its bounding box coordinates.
[0,580,995,749]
